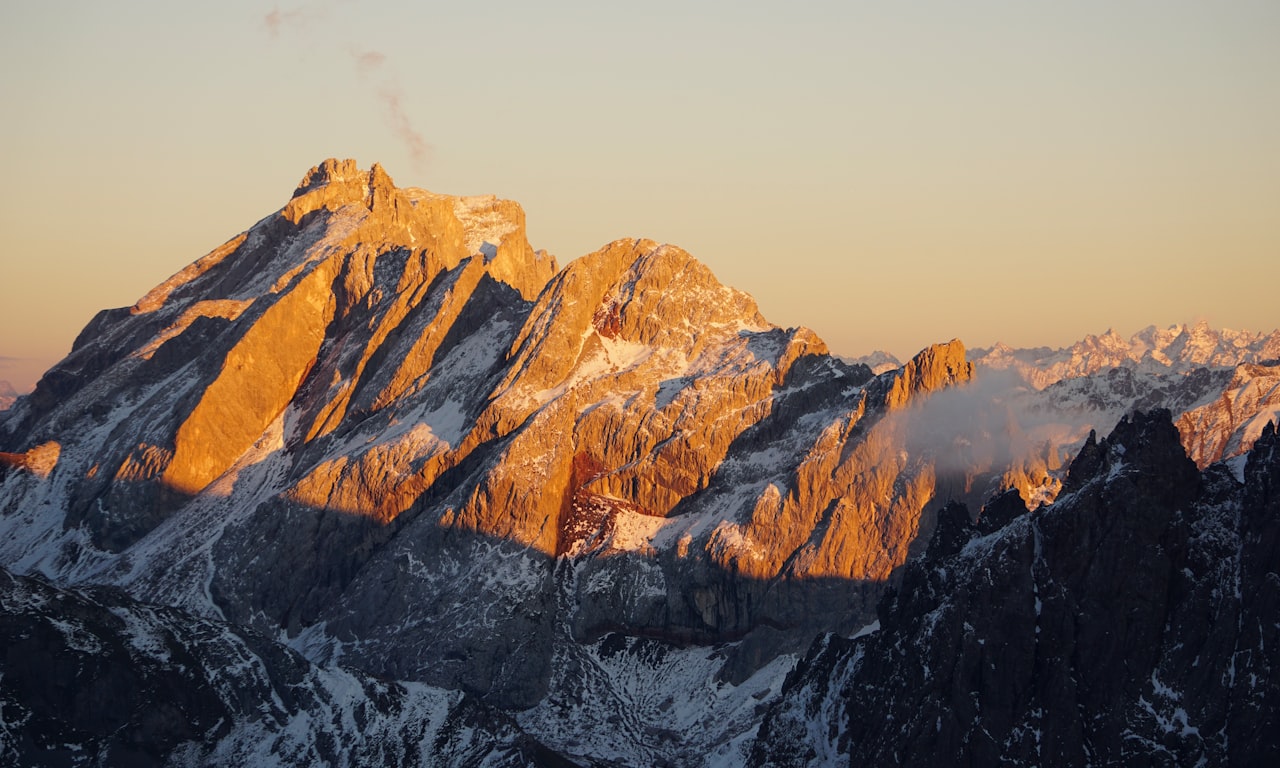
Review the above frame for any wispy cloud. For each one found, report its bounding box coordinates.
[263,5,328,38]
[352,49,386,76]
[376,86,431,173]
[883,367,1104,495]
[265,6,432,175]
[348,47,431,174]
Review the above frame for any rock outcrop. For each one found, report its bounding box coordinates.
[0,440,59,479]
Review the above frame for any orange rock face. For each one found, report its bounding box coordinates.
[884,340,973,410]
[0,441,60,479]
[164,259,337,495]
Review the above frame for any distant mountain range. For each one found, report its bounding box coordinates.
[1,160,1275,766]
[0,380,17,411]
[971,323,1280,388]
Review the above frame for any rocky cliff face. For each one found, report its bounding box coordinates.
[752,411,1280,766]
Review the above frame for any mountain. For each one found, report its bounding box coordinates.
[2,159,1276,765]
[842,350,901,375]
[0,160,979,764]
[751,412,1280,766]
[1177,362,1280,468]
[1013,360,1280,472]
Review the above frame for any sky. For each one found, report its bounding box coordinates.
[1,1,1277,392]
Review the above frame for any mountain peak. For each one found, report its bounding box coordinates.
[283,158,407,223]
[368,161,393,186]
[884,338,972,409]
[291,157,366,197]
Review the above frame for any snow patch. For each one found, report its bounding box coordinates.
[850,620,880,640]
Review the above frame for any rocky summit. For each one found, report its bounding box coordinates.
[1,160,1277,766]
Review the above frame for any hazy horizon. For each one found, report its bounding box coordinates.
[3,1,1277,392]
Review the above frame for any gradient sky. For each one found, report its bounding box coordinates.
[1,1,1277,392]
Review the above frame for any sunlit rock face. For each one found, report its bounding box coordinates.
[0,441,59,479]
[0,160,987,713]
[1177,361,1280,468]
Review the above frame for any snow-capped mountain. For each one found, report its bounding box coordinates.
[841,350,902,375]
[0,160,977,764]
[1,160,1276,765]
[971,323,1280,390]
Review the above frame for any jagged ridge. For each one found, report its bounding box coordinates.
[752,412,1280,766]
